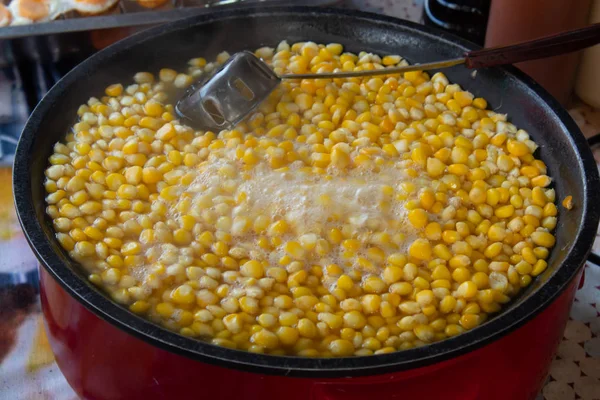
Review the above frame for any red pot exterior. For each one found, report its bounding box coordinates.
[40,267,580,400]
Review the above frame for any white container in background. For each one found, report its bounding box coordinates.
[575,0,600,108]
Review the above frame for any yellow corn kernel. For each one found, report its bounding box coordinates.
[426,157,446,177]
[456,281,477,298]
[471,97,487,109]
[408,208,428,229]
[439,296,457,314]
[459,314,480,330]
[531,260,548,277]
[241,260,264,278]
[530,231,555,248]
[105,84,123,97]
[417,189,434,210]
[268,220,288,236]
[328,339,355,356]
[409,239,432,260]
[284,241,305,260]
[171,284,195,305]
[341,239,361,252]
[562,195,573,210]
[251,330,279,349]
[363,276,387,294]
[531,175,551,187]
[453,91,473,107]
[331,145,352,169]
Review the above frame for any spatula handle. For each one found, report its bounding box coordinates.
[465,23,600,69]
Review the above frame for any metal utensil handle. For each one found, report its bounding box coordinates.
[278,57,466,79]
[465,23,600,69]
[280,23,600,80]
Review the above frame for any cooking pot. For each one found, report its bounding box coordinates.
[12,6,600,400]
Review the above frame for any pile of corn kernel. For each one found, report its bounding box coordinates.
[44,41,559,357]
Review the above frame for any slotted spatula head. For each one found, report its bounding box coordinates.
[176,51,281,131]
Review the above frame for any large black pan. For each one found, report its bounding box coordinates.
[12,6,600,379]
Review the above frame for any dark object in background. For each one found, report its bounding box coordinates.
[424,0,491,45]
[1,34,97,113]
[0,284,37,363]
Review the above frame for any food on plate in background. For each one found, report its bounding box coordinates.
[7,0,69,24]
[136,0,169,9]
[0,4,13,26]
[68,0,118,15]
[0,0,165,27]
[8,0,51,24]
[44,41,558,357]
[0,167,17,241]
[26,315,55,372]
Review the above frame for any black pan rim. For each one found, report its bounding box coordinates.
[13,5,600,377]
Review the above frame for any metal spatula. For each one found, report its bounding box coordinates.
[175,23,600,131]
